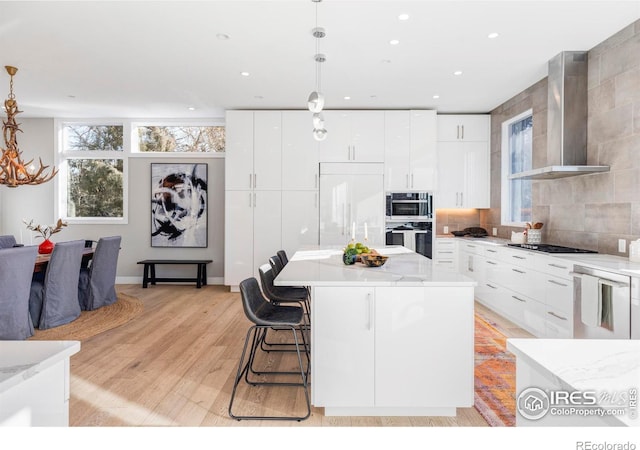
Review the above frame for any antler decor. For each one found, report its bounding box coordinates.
[0,66,57,187]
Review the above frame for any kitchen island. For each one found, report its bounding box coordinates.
[275,246,477,417]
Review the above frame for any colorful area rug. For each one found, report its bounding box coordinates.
[28,293,143,341]
[474,313,516,426]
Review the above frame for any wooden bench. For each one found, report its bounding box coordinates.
[137,259,213,289]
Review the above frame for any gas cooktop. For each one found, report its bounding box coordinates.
[508,243,597,253]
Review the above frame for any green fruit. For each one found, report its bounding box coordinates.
[355,242,364,249]
[356,248,363,254]
[347,243,355,249]
[362,247,370,253]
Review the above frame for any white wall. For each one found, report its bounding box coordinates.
[0,118,226,283]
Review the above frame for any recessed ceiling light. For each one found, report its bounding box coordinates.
[398,13,409,21]
[488,32,499,39]
[433,95,440,99]
[389,39,400,45]
[344,96,351,100]
[454,70,463,76]
[240,72,250,77]
[217,33,230,40]
[187,106,196,111]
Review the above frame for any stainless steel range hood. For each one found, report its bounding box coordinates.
[510,51,609,180]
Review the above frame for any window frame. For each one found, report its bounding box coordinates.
[500,109,533,227]
[130,118,226,158]
[55,119,129,225]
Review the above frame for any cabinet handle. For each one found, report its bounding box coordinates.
[249,173,252,189]
[487,249,497,253]
[439,251,454,254]
[253,192,256,207]
[353,145,356,160]
[466,244,476,248]
[411,173,414,188]
[547,279,568,287]
[548,263,568,269]
[486,261,497,265]
[547,311,567,321]
[249,192,252,207]
[367,292,372,331]
[456,125,460,139]
[460,192,463,206]
[512,255,526,260]
[461,125,465,140]
[486,283,498,289]
[456,192,459,206]
[315,193,318,209]
[512,268,526,274]
[315,174,318,189]
[512,295,526,303]
[406,174,409,189]
[254,173,257,188]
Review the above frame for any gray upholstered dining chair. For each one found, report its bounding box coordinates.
[29,239,84,330]
[78,236,121,311]
[0,234,17,249]
[0,246,38,339]
[276,249,289,266]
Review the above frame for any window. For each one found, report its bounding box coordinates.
[57,123,127,224]
[501,110,533,226]
[137,125,225,153]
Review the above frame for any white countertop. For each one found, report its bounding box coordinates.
[0,341,81,394]
[507,338,640,427]
[275,246,477,287]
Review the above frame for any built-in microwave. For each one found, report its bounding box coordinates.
[386,192,433,221]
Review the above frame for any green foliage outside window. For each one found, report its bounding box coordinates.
[67,159,124,217]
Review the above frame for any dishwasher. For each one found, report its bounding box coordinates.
[572,265,631,339]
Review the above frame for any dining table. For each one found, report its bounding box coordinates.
[33,247,94,273]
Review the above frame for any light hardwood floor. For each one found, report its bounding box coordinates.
[68,284,531,427]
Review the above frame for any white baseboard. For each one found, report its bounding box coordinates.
[115,276,225,286]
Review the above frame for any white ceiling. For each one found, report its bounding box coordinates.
[1,0,639,119]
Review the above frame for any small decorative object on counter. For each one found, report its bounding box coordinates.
[23,218,68,254]
[525,222,543,244]
[511,231,526,244]
[360,254,388,267]
[629,239,640,263]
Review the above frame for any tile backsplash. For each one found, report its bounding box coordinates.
[481,19,640,255]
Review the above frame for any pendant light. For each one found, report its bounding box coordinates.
[309,0,327,141]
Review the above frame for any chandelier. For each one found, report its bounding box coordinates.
[308,0,327,141]
[0,66,57,187]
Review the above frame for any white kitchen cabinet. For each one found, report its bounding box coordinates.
[375,287,474,407]
[312,285,474,410]
[436,114,490,209]
[312,286,375,407]
[319,111,385,163]
[281,111,319,191]
[225,110,282,191]
[433,238,458,272]
[384,110,437,191]
[437,114,490,142]
[281,190,319,257]
[224,190,282,288]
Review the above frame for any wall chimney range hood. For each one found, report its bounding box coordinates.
[509,51,609,180]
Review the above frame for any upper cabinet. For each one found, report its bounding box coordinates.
[436,114,490,209]
[318,111,385,163]
[384,110,437,191]
[225,110,282,191]
[281,111,319,191]
[436,114,490,142]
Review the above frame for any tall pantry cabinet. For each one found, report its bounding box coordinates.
[224,110,319,289]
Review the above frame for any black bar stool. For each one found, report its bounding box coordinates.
[228,277,310,421]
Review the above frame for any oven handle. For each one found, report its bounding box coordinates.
[570,272,629,288]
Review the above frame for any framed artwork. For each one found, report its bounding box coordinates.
[151,163,208,248]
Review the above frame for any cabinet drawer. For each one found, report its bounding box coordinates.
[433,260,457,272]
[536,256,573,279]
[460,242,482,255]
[436,238,457,250]
[544,275,574,316]
[498,247,536,267]
[502,265,545,301]
[483,247,500,258]
[545,307,573,338]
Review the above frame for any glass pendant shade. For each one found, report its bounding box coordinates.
[313,127,327,141]
[312,112,325,129]
[307,91,324,113]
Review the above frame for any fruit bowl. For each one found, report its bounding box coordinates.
[360,254,389,267]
